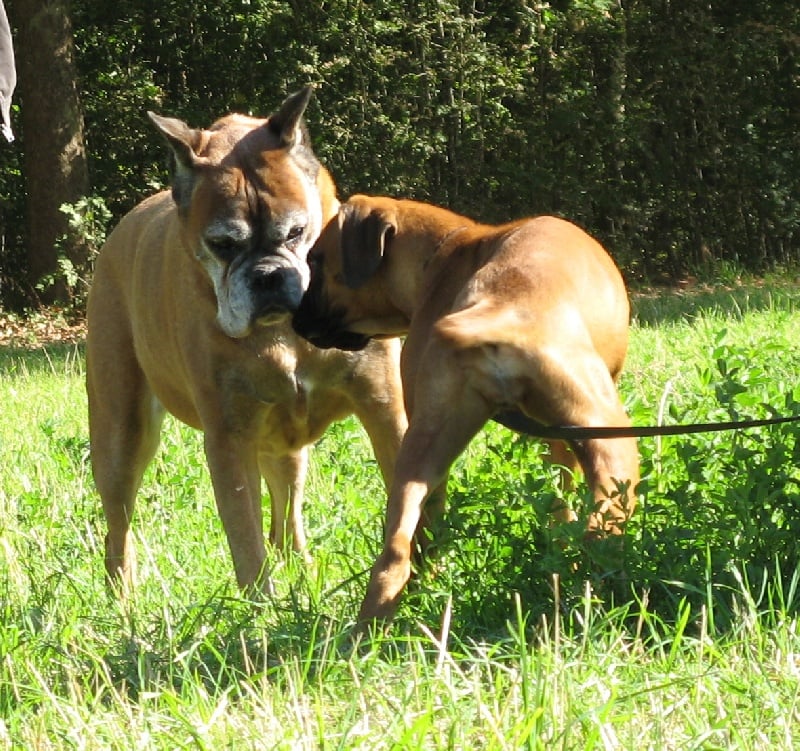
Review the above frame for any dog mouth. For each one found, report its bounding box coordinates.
[253,306,293,326]
[292,304,371,351]
[311,330,372,351]
[294,323,372,351]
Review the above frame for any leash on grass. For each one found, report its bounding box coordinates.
[493,410,800,441]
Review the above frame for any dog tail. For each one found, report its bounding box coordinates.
[435,300,531,350]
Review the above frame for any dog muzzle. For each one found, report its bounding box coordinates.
[291,302,371,351]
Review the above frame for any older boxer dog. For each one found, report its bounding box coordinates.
[293,195,640,625]
[86,90,406,597]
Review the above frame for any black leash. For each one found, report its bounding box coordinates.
[493,410,800,441]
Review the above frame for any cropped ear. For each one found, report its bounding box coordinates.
[267,85,313,148]
[148,112,203,169]
[339,203,396,289]
[148,111,206,212]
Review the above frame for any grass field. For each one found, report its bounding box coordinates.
[1,278,800,749]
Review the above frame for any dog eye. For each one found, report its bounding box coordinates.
[286,225,305,242]
[206,238,242,262]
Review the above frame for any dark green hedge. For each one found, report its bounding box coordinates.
[2,1,798,309]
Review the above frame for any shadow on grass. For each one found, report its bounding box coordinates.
[630,275,800,327]
[0,341,85,377]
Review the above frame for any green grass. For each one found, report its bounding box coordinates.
[2,279,800,748]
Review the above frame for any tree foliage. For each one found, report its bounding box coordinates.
[1,1,798,309]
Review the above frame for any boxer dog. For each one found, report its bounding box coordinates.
[293,195,640,625]
[86,89,406,597]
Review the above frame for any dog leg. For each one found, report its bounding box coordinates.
[357,393,492,626]
[355,397,447,560]
[350,374,447,562]
[88,366,165,595]
[528,348,640,536]
[261,449,311,562]
[204,429,271,595]
[569,435,639,535]
[350,396,407,491]
[415,479,448,557]
[544,439,581,524]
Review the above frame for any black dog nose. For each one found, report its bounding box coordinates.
[253,267,292,293]
[251,266,304,319]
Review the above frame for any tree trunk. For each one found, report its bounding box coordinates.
[7,0,88,305]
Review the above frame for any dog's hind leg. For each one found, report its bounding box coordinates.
[569,433,639,536]
[261,449,311,562]
[543,439,581,524]
[525,346,639,537]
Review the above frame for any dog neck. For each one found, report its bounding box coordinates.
[387,201,475,319]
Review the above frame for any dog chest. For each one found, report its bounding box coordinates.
[212,341,353,450]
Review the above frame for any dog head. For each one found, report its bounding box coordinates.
[293,195,409,351]
[149,86,338,338]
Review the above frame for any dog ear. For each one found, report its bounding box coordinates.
[148,112,204,212]
[148,112,203,171]
[339,204,395,289]
[267,85,313,148]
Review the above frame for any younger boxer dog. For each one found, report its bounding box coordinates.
[86,90,406,598]
[293,195,640,625]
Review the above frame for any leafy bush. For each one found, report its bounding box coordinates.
[387,327,800,636]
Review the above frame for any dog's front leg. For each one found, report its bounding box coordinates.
[204,429,271,596]
[261,449,310,562]
[357,399,490,627]
[357,479,427,626]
